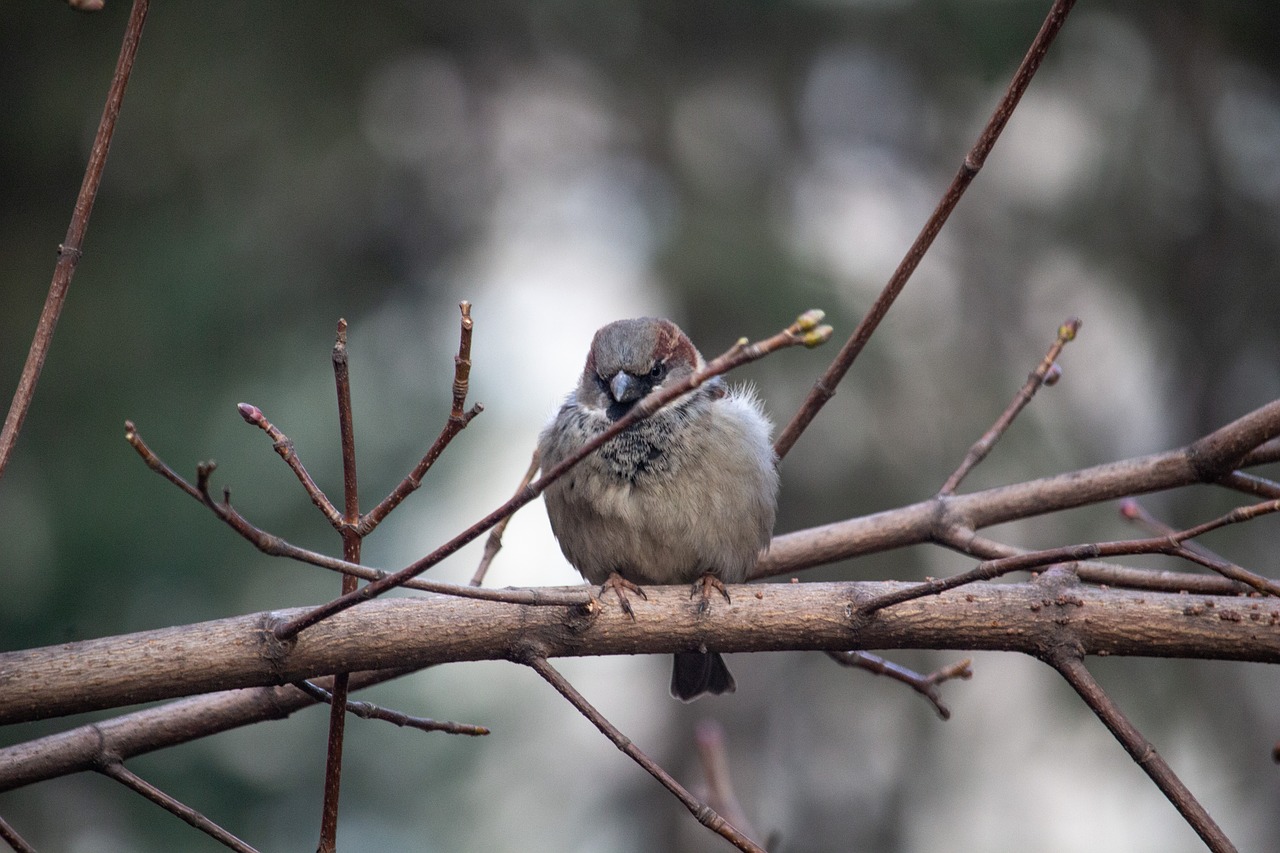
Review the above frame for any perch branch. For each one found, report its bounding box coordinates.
[3,579,1278,730]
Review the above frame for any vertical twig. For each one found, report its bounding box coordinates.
[317,320,362,853]
[773,0,1079,460]
[0,0,151,480]
[1047,651,1237,853]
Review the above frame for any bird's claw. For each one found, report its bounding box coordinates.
[691,573,731,615]
[599,572,647,620]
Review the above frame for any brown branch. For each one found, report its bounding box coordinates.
[0,670,413,792]
[523,655,766,853]
[772,0,1079,460]
[940,526,1253,596]
[694,721,761,845]
[122,421,587,606]
[359,302,482,535]
[1045,651,1237,853]
[758,398,1280,580]
[940,317,1081,495]
[237,402,343,526]
[860,496,1280,616]
[98,760,261,853]
[273,310,833,640]
[3,579,1278,731]
[0,0,150,481]
[1218,470,1280,500]
[292,680,488,736]
[0,815,35,853]
[825,651,972,720]
[470,450,541,587]
[318,318,363,853]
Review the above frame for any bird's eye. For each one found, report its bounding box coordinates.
[648,362,667,381]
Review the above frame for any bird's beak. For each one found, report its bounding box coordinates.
[609,372,637,403]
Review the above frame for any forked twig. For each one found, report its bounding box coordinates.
[940,318,1080,495]
[97,761,261,853]
[523,655,766,853]
[826,651,972,720]
[773,0,1079,460]
[123,423,587,607]
[360,302,482,535]
[0,0,151,480]
[293,680,488,736]
[274,310,833,640]
[1046,650,1236,853]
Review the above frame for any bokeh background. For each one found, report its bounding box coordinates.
[2,2,1279,851]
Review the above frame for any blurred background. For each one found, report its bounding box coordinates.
[2,1,1279,851]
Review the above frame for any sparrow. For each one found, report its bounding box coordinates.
[537,318,779,701]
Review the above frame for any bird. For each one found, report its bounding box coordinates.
[537,317,779,701]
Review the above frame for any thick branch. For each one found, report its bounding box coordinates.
[1,579,1276,731]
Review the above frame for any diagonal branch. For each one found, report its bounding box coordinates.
[1045,650,1237,853]
[523,655,766,853]
[98,760,261,853]
[773,0,1079,460]
[0,0,151,481]
[940,317,1080,495]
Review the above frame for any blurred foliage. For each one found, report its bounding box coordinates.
[1,1,1279,851]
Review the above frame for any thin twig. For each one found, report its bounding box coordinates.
[773,0,1079,460]
[694,721,761,845]
[98,760,262,853]
[471,450,541,587]
[1046,651,1237,853]
[826,651,972,720]
[274,310,833,640]
[237,402,343,526]
[523,655,766,853]
[293,680,488,736]
[359,302,482,535]
[939,526,1253,596]
[1217,470,1280,500]
[122,422,587,606]
[862,497,1280,615]
[0,0,151,480]
[0,815,35,853]
[940,317,1080,495]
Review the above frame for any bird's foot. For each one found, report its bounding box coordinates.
[691,573,731,615]
[598,572,647,619]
